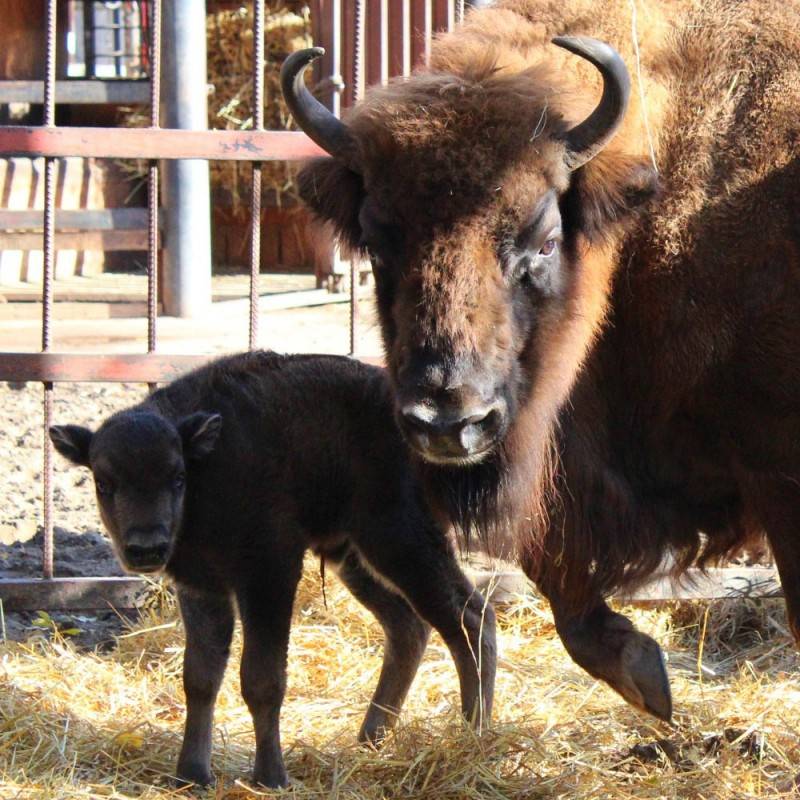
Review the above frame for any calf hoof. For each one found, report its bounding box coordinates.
[175,761,214,788]
[253,762,289,790]
[358,720,392,749]
[559,609,672,722]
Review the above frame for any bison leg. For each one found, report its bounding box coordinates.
[329,545,431,746]
[176,586,235,787]
[237,548,304,789]
[747,478,800,644]
[548,595,672,721]
[352,520,496,729]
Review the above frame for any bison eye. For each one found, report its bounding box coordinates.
[539,239,557,257]
[173,473,186,491]
[95,479,113,497]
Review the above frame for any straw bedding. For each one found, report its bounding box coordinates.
[2,561,800,798]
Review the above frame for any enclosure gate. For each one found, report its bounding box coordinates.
[0,0,464,611]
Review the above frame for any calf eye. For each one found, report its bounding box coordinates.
[539,239,557,256]
[95,479,113,497]
[173,473,186,491]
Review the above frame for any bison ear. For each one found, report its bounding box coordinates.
[178,412,222,461]
[297,157,364,251]
[562,152,658,242]
[49,424,93,467]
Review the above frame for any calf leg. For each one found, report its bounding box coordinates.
[329,545,430,745]
[175,586,235,786]
[545,589,672,722]
[237,549,304,789]
[351,519,496,730]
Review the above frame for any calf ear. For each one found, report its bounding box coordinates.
[49,425,93,467]
[562,152,659,243]
[178,412,222,460]
[297,158,364,252]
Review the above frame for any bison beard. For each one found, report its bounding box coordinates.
[286,0,800,723]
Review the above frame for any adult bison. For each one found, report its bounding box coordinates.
[283,0,800,721]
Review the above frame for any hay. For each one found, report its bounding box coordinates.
[117,2,312,214]
[2,559,800,798]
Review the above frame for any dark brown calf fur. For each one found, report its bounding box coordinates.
[286,0,800,723]
[50,351,495,789]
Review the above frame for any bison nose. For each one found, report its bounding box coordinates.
[124,525,171,572]
[399,400,505,464]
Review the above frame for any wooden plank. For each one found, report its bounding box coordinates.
[388,0,407,78]
[0,128,328,161]
[410,0,432,68]
[468,567,783,606]
[432,0,454,32]
[0,207,151,231]
[0,80,151,105]
[0,353,211,383]
[619,567,782,603]
[0,577,147,611]
[0,229,149,251]
[366,0,387,86]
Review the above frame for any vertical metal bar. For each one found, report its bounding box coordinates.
[147,0,161,368]
[330,0,343,117]
[249,0,265,350]
[349,0,365,356]
[160,2,212,317]
[456,0,464,24]
[42,0,58,581]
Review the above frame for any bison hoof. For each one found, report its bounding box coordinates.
[616,629,673,721]
[558,609,673,722]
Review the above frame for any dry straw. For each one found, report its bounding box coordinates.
[2,557,800,798]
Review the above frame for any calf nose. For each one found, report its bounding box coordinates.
[124,524,171,571]
[400,400,505,464]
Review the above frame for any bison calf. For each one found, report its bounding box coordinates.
[50,351,496,789]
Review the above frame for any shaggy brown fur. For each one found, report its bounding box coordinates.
[298,0,800,709]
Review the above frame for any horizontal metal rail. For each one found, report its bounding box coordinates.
[0,353,211,383]
[469,567,783,607]
[0,80,150,105]
[0,127,327,161]
[0,577,147,611]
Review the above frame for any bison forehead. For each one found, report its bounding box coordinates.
[350,66,571,225]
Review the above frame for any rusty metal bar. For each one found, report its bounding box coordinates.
[249,0,266,350]
[349,0,365,356]
[0,353,381,384]
[0,353,211,384]
[0,127,326,161]
[147,0,162,362]
[0,577,148,611]
[41,0,58,581]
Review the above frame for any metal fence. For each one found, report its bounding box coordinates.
[0,0,462,611]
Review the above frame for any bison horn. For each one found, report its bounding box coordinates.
[552,36,631,170]
[280,47,359,169]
